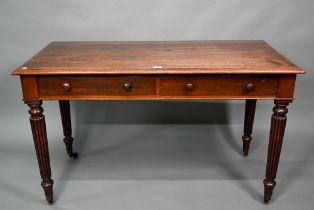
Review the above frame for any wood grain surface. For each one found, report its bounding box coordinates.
[35,75,280,100]
[159,75,278,97]
[12,40,304,75]
[38,76,156,99]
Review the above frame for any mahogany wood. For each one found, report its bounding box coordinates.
[263,100,290,203]
[59,100,78,158]
[27,100,54,204]
[242,99,257,156]
[12,41,304,204]
[20,76,39,101]
[36,75,280,100]
[278,75,297,99]
[159,75,278,97]
[38,76,156,99]
[12,41,304,75]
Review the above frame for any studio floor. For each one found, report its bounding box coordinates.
[1,121,314,210]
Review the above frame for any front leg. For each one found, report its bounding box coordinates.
[263,99,290,203]
[27,100,54,204]
[59,100,78,158]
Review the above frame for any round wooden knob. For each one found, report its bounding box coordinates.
[246,83,254,91]
[122,82,132,91]
[62,82,71,92]
[186,83,194,91]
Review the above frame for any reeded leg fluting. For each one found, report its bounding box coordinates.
[59,100,78,158]
[242,99,256,156]
[27,100,54,204]
[263,100,290,203]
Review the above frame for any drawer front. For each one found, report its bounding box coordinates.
[38,76,156,99]
[159,76,278,98]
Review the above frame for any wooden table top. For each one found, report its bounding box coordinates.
[12,40,304,75]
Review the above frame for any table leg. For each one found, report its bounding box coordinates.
[27,100,54,204]
[242,99,256,156]
[59,100,78,158]
[263,100,290,203]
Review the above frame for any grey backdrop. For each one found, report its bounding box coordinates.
[1,0,314,209]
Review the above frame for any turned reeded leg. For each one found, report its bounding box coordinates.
[27,101,54,204]
[263,100,290,203]
[59,100,78,158]
[242,99,257,156]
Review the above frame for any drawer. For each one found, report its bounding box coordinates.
[159,75,278,98]
[38,76,156,99]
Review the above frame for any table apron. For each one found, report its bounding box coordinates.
[20,75,296,101]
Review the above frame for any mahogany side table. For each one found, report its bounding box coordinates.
[12,40,304,204]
